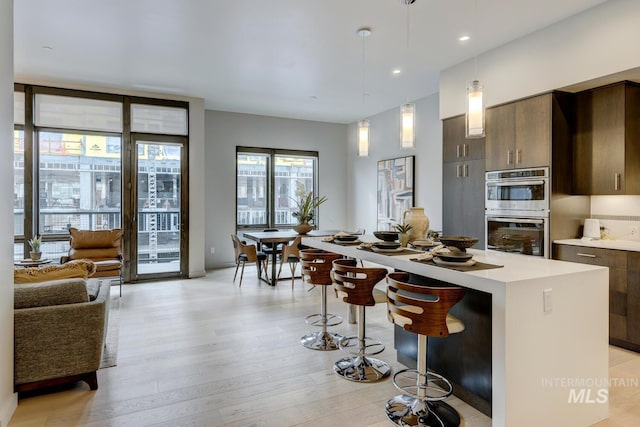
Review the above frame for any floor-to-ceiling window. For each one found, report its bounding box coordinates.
[14,85,189,281]
[236,147,319,230]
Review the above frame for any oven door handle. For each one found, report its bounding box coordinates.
[487,180,546,187]
[487,217,545,224]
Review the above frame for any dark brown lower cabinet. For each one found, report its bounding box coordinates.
[554,243,640,352]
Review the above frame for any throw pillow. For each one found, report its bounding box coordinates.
[14,259,96,284]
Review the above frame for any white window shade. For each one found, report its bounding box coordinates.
[131,104,188,135]
[35,94,123,132]
[14,92,25,125]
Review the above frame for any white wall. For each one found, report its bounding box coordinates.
[1,0,17,424]
[347,93,442,235]
[440,0,640,118]
[187,98,206,278]
[204,111,348,269]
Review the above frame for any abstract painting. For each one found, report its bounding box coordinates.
[377,155,415,231]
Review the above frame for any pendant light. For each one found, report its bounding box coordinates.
[466,0,485,139]
[400,0,416,149]
[357,119,370,157]
[466,79,484,138]
[357,27,371,157]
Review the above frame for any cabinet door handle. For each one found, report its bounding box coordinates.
[614,173,621,191]
[507,150,513,165]
[577,253,597,258]
[456,164,462,178]
[463,143,468,157]
[464,164,469,177]
[516,149,522,164]
[456,145,461,158]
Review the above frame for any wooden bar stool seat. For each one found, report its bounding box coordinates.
[385,272,465,427]
[331,258,390,383]
[299,249,344,351]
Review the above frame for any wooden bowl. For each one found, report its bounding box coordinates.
[438,236,479,252]
[373,231,399,242]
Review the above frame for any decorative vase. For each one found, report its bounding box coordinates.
[399,233,410,248]
[403,207,429,242]
[293,222,314,235]
[30,251,42,261]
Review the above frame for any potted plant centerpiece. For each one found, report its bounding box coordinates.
[394,223,413,247]
[28,235,42,260]
[292,191,327,235]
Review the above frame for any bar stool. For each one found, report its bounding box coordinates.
[385,272,465,427]
[331,258,390,382]
[299,249,344,351]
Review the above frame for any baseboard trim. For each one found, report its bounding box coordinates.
[188,270,206,279]
[0,391,18,427]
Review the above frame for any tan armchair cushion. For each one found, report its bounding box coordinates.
[69,247,121,261]
[69,227,121,249]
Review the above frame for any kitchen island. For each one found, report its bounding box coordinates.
[303,236,609,427]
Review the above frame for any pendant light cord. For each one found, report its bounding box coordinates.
[405,2,410,103]
[361,30,366,106]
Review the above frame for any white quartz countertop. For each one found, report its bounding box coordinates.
[303,237,606,294]
[554,238,640,252]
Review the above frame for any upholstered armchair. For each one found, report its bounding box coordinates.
[62,228,123,296]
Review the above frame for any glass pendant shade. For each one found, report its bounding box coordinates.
[357,119,370,157]
[400,103,415,149]
[466,80,485,138]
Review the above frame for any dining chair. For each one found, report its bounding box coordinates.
[230,234,268,286]
[277,235,302,289]
[261,228,282,255]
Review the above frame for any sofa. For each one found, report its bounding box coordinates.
[14,277,110,393]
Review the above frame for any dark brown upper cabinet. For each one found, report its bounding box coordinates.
[442,115,486,247]
[443,115,485,163]
[574,82,640,195]
[485,93,552,171]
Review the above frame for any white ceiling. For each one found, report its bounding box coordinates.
[14,0,609,124]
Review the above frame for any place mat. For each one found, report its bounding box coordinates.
[357,246,421,256]
[410,257,503,272]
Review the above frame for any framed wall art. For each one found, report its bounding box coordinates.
[377,155,415,231]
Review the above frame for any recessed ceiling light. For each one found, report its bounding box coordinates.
[459,35,470,42]
[392,69,402,75]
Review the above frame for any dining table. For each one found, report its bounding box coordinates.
[242,229,337,286]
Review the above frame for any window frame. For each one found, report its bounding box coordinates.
[236,146,319,231]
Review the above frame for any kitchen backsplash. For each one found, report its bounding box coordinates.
[590,196,640,241]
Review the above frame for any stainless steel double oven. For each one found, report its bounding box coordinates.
[485,167,549,257]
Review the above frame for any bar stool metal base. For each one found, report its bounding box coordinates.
[300,331,344,351]
[304,313,343,327]
[385,394,460,427]
[333,355,391,382]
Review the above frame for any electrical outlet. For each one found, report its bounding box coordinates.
[631,226,638,236]
[543,289,552,313]
[210,247,215,255]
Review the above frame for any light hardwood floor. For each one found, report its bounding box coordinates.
[8,266,640,427]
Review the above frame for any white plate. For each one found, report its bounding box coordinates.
[433,257,476,267]
[371,246,404,253]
